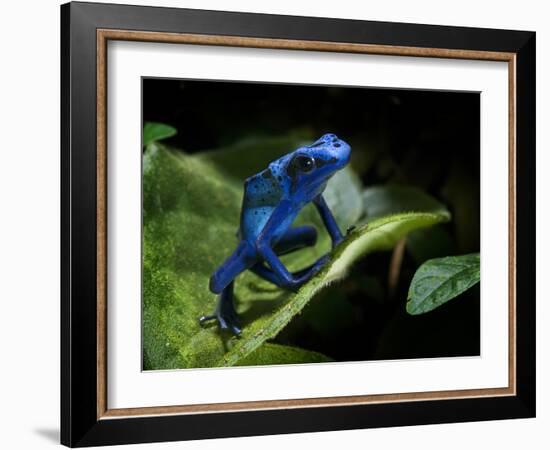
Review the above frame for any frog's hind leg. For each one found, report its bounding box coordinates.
[199,281,242,335]
[250,256,328,289]
[273,225,317,256]
[199,240,254,336]
[250,225,322,287]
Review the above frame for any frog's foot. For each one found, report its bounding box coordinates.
[251,254,330,293]
[283,254,331,292]
[346,225,356,235]
[199,308,241,336]
[199,283,241,336]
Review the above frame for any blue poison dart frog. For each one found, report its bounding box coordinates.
[199,133,352,335]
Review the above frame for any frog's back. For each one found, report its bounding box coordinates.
[239,165,289,242]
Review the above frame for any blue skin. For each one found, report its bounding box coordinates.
[199,133,352,335]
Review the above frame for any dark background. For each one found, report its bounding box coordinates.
[143,78,480,362]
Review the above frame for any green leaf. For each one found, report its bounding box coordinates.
[143,122,177,147]
[221,211,450,367]
[236,343,332,366]
[195,130,313,180]
[363,184,450,221]
[406,253,480,315]
[143,145,450,369]
[323,167,364,232]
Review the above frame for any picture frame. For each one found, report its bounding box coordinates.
[60,1,536,447]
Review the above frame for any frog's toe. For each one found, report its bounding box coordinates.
[199,314,216,325]
[223,320,242,336]
[279,278,305,293]
[218,309,242,335]
[199,311,241,336]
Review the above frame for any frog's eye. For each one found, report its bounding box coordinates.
[293,155,316,173]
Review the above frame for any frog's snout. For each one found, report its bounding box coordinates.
[329,135,351,168]
[305,133,351,171]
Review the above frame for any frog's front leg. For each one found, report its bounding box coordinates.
[313,194,344,248]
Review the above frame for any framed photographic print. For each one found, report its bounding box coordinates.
[60,1,536,447]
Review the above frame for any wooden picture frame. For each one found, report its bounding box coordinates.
[61,1,535,447]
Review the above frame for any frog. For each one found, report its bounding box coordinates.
[199,133,352,335]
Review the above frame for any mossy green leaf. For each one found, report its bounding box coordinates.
[143,145,450,369]
[406,253,480,315]
[143,121,177,147]
[236,343,332,366]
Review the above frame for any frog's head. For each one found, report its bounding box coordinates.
[284,133,351,196]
